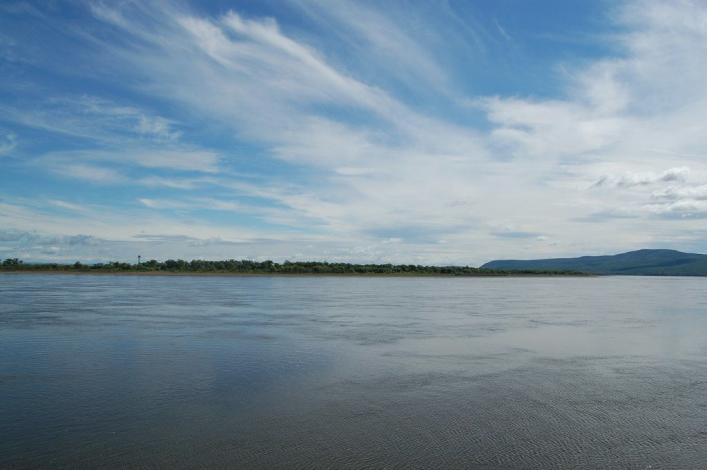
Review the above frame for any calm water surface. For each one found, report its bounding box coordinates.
[1,274,707,468]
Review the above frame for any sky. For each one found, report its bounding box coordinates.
[2,0,707,265]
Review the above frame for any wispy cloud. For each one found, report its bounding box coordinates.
[0,130,17,156]
[2,95,178,144]
[51,163,124,183]
[4,0,707,262]
[38,148,220,180]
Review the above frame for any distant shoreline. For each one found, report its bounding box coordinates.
[0,269,591,278]
[0,258,589,277]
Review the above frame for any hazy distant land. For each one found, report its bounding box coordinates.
[483,249,707,276]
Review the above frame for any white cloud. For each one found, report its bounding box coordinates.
[652,184,707,202]
[593,167,690,188]
[136,115,181,142]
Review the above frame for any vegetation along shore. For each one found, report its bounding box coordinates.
[1,258,584,277]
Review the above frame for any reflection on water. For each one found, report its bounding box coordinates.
[1,274,706,468]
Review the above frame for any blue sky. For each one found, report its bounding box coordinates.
[2,0,707,264]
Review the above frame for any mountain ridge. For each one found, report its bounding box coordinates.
[481,249,707,276]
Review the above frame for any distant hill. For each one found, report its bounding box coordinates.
[481,249,707,276]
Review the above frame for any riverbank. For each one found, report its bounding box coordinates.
[0,269,591,278]
[0,258,590,277]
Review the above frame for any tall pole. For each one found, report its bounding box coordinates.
[138,255,141,266]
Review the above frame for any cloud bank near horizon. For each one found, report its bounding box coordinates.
[2,0,707,264]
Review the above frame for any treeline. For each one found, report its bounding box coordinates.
[1,257,582,276]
